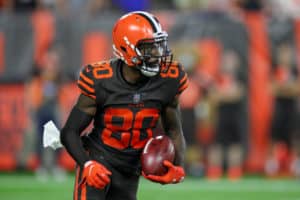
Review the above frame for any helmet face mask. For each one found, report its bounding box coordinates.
[134,36,173,77]
[112,11,173,77]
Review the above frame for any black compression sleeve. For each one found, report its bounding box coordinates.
[60,106,93,167]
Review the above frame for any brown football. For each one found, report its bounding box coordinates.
[141,135,175,176]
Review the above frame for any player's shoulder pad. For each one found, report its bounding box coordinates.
[77,60,112,99]
[90,60,114,80]
[161,61,189,96]
[77,64,96,99]
[176,62,189,96]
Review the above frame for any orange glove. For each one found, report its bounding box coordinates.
[79,160,112,189]
[143,160,185,184]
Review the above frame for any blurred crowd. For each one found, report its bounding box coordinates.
[0,0,300,18]
[0,0,300,181]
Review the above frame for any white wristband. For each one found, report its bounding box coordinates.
[84,160,94,167]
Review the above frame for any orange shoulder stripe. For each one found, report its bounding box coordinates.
[78,80,95,93]
[179,73,188,85]
[178,79,189,92]
[80,72,94,85]
[80,90,96,99]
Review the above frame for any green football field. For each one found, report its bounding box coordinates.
[0,173,300,200]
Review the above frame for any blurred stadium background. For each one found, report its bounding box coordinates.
[0,0,300,199]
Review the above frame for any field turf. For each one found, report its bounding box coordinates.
[0,173,299,200]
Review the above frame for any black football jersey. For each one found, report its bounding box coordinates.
[77,58,188,157]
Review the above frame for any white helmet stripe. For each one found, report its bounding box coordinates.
[132,11,162,33]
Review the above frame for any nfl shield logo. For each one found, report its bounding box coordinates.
[133,93,141,104]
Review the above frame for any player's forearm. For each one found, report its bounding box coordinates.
[162,100,186,167]
[170,131,186,167]
[60,128,89,167]
[60,106,93,167]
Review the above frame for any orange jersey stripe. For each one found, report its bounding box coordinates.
[81,182,87,200]
[180,73,188,85]
[178,79,189,93]
[80,72,94,85]
[80,90,96,99]
[78,80,95,93]
[74,167,80,200]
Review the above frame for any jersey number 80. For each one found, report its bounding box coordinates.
[101,108,159,150]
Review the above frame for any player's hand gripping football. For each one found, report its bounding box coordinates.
[79,160,112,189]
[143,160,185,184]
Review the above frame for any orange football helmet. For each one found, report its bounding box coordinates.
[112,11,172,77]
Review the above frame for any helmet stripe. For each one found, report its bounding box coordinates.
[133,11,162,33]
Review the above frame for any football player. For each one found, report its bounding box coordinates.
[60,11,188,200]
